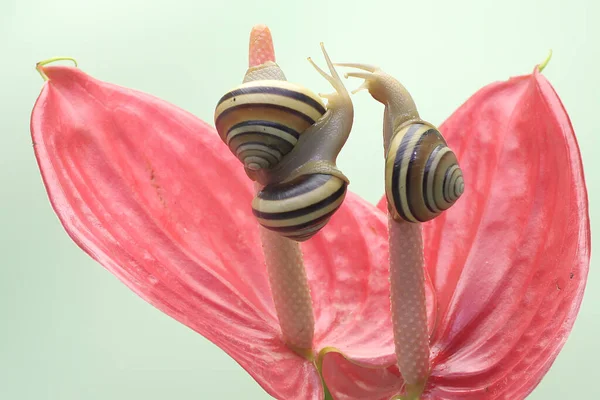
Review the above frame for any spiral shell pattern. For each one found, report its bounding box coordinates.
[385,122,464,223]
[214,80,327,171]
[252,174,347,241]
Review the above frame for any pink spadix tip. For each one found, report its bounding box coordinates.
[249,24,276,67]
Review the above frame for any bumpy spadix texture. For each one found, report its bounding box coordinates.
[325,67,590,399]
[388,219,429,387]
[249,24,275,67]
[30,65,417,400]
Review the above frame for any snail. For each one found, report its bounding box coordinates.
[214,43,354,241]
[337,63,464,222]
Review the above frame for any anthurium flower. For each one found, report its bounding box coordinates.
[321,57,591,399]
[29,25,589,400]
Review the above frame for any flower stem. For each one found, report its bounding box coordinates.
[255,183,315,355]
[323,381,334,400]
[388,216,429,397]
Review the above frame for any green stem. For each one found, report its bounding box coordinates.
[538,49,553,73]
[36,57,78,81]
[322,379,334,400]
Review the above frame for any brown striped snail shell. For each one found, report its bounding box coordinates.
[214,80,327,172]
[215,43,354,242]
[385,121,464,223]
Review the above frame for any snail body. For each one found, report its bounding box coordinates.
[215,43,353,242]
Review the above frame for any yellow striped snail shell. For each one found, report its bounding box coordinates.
[385,121,464,223]
[215,43,354,242]
[214,80,327,171]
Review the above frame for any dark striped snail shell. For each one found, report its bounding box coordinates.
[214,80,327,171]
[251,173,347,241]
[385,121,464,223]
[216,42,354,242]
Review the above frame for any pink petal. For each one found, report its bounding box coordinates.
[380,69,590,398]
[323,351,402,400]
[30,65,322,399]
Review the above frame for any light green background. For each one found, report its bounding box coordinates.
[1,0,597,398]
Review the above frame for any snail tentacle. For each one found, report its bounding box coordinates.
[307,43,350,107]
[334,62,378,72]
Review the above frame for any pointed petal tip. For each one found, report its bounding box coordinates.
[35,57,78,81]
[249,24,276,67]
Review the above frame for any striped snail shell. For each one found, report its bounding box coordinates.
[251,173,347,242]
[385,121,464,223]
[214,80,327,172]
